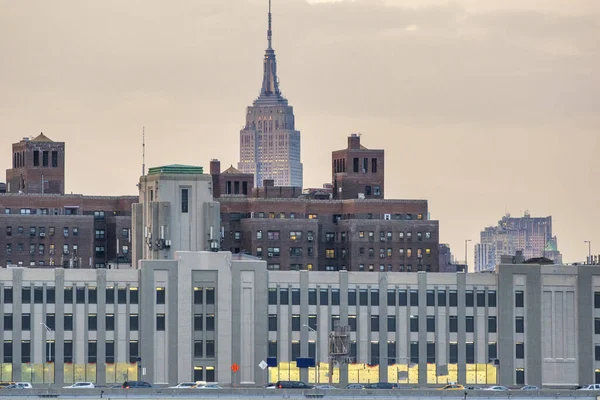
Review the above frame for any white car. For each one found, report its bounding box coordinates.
[196,383,222,389]
[169,382,198,389]
[484,386,509,391]
[578,384,600,390]
[16,382,32,389]
[63,382,95,389]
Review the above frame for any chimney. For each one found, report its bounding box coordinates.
[348,133,360,150]
[210,159,221,175]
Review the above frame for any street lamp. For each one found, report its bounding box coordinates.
[303,324,318,384]
[40,322,53,383]
[465,239,472,272]
[585,241,592,264]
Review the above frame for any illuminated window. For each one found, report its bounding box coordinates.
[359,231,365,238]
[425,248,431,255]
[325,249,335,259]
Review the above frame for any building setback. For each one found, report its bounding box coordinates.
[0,258,599,387]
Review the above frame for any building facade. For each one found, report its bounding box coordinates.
[237,2,303,188]
[0,258,599,387]
[5,133,65,195]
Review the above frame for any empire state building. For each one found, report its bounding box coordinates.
[238,1,303,188]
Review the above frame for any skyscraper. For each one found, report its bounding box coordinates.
[238,0,303,188]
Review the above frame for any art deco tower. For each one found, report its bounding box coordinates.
[238,0,303,188]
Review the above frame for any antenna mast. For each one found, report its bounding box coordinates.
[142,126,146,176]
[267,0,272,49]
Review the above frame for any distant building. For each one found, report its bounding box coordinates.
[438,244,466,272]
[474,212,563,272]
[238,2,303,188]
[5,133,65,194]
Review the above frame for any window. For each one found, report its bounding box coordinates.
[106,341,115,363]
[398,290,407,306]
[290,247,302,257]
[269,340,278,358]
[88,341,97,363]
[33,150,39,166]
[448,316,458,333]
[410,341,419,364]
[488,316,497,333]
[268,288,277,305]
[348,315,357,331]
[426,290,435,306]
[466,316,474,332]
[3,314,12,331]
[34,287,43,303]
[291,315,301,331]
[289,231,302,240]
[64,314,73,331]
[516,342,525,359]
[291,341,300,361]
[370,290,379,306]
[129,340,139,363]
[118,288,126,304]
[410,289,419,306]
[371,315,379,332]
[387,315,396,331]
[130,314,139,331]
[449,343,458,364]
[370,341,379,365]
[427,341,435,364]
[437,290,446,306]
[206,314,215,331]
[477,290,486,307]
[449,290,457,307]
[76,287,85,304]
[157,314,166,331]
[516,368,525,385]
[331,289,340,305]
[194,287,203,304]
[427,316,435,332]
[319,289,328,305]
[106,287,114,303]
[348,289,356,306]
[194,340,203,358]
[515,291,524,307]
[267,230,280,240]
[325,249,335,259]
[595,292,600,308]
[268,315,277,331]
[88,314,97,331]
[280,288,289,305]
[22,314,31,331]
[466,342,475,364]
[387,290,396,306]
[156,287,166,304]
[489,342,498,360]
[488,290,497,307]
[21,340,31,363]
[359,289,368,306]
[72,227,78,236]
[45,313,55,330]
[194,314,203,331]
[22,287,31,303]
[308,314,317,330]
[106,314,115,331]
[130,287,138,304]
[181,188,189,213]
[465,290,474,307]
[410,316,419,332]
[516,317,525,333]
[596,345,600,361]
[4,287,12,304]
[95,229,105,239]
[63,341,73,363]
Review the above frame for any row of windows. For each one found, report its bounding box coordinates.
[3,209,111,219]
[243,212,424,221]
[0,286,139,305]
[1,313,139,331]
[268,288,501,307]
[2,339,139,364]
[5,226,79,237]
[266,340,506,365]
[250,230,433,242]
[5,243,82,256]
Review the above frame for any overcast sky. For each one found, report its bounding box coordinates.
[1,0,598,264]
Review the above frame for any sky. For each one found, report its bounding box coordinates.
[0,0,598,265]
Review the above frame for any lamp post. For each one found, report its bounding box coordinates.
[303,324,318,384]
[40,322,52,383]
[585,241,592,264]
[465,239,472,272]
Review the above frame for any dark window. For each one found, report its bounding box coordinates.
[22,287,31,304]
[88,341,97,363]
[130,288,139,304]
[348,289,356,306]
[387,341,396,364]
[206,315,215,331]
[129,340,139,363]
[118,288,127,304]
[64,341,73,363]
[156,288,166,304]
[595,292,600,309]
[515,291,524,307]
[206,288,215,304]
[42,151,48,167]
[449,343,458,364]
[33,150,39,166]
[292,315,301,331]
[64,314,73,331]
[194,340,203,358]
[308,315,317,330]
[88,314,97,331]
[477,290,485,307]
[34,287,43,304]
[449,316,458,332]
[280,288,289,305]
[426,290,435,306]
[106,314,115,331]
[21,341,31,363]
[596,345,600,361]
[370,290,379,306]
[157,314,166,331]
[194,314,203,331]
[410,289,419,306]
[387,315,396,332]
[320,289,328,305]
[194,287,203,304]
[130,314,139,331]
[438,290,446,306]
[516,369,525,385]
[52,151,58,167]
[105,287,114,304]
[106,341,115,363]
[359,289,368,306]
[3,314,12,331]
[466,316,474,333]
[22,314,31,331]
[76,287,85,304]
[427,342,435,364]
[465,290,474,307]
[410,341,419,364]
[398,290,407,306]
[370,341,379,365]
[410,316,419,332]
[331,289,339,305]
[88,287,96,304]
[268,288,277,305]
[387,290,396,306]
[181,188,189,213]
[353,158,359,173]
[371,158,377,173]
[488,342,497,360]
[466,342,475,364]
[516,317,525,333]
[449,290,458,307]
[206,341,215,358]
[516,343,525,359]
[3,287,12,304]
[268,340,277,358]
[331,315,340,330]
[488,316,497,333]
[371,315,379,332]
[427,316,435,332]
[291,341,300,361]
[488,290,497,307]
[45,314,55,330]
[291,288,301,305]
[348,316,357,331]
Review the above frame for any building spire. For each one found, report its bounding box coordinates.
[259,0,282,99]
[267,0,272,49]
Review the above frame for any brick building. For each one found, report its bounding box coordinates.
[5,133,66,194]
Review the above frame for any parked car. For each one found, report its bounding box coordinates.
[0,382,16,389]
[345,384,365,389]
[265,383,276,389]
[274,380,313,389]
[484,386,509,391]
[16,382,33,389]
[365,382,399,389]
[465,386,482,390]
[169,382,197,389]
[439,384,465,390]
[122,381,152,388]
[197,383,222,389]
[578,384,600,390]
[314,385,337,390]
[4,384,26,389]
[521,385,539,390]
[63,382,95,389]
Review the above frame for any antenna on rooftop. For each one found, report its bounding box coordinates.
[142,126,146,176]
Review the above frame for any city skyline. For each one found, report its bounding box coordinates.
[0,0,598,264]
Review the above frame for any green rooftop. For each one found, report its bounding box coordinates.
[147,164,204,175]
